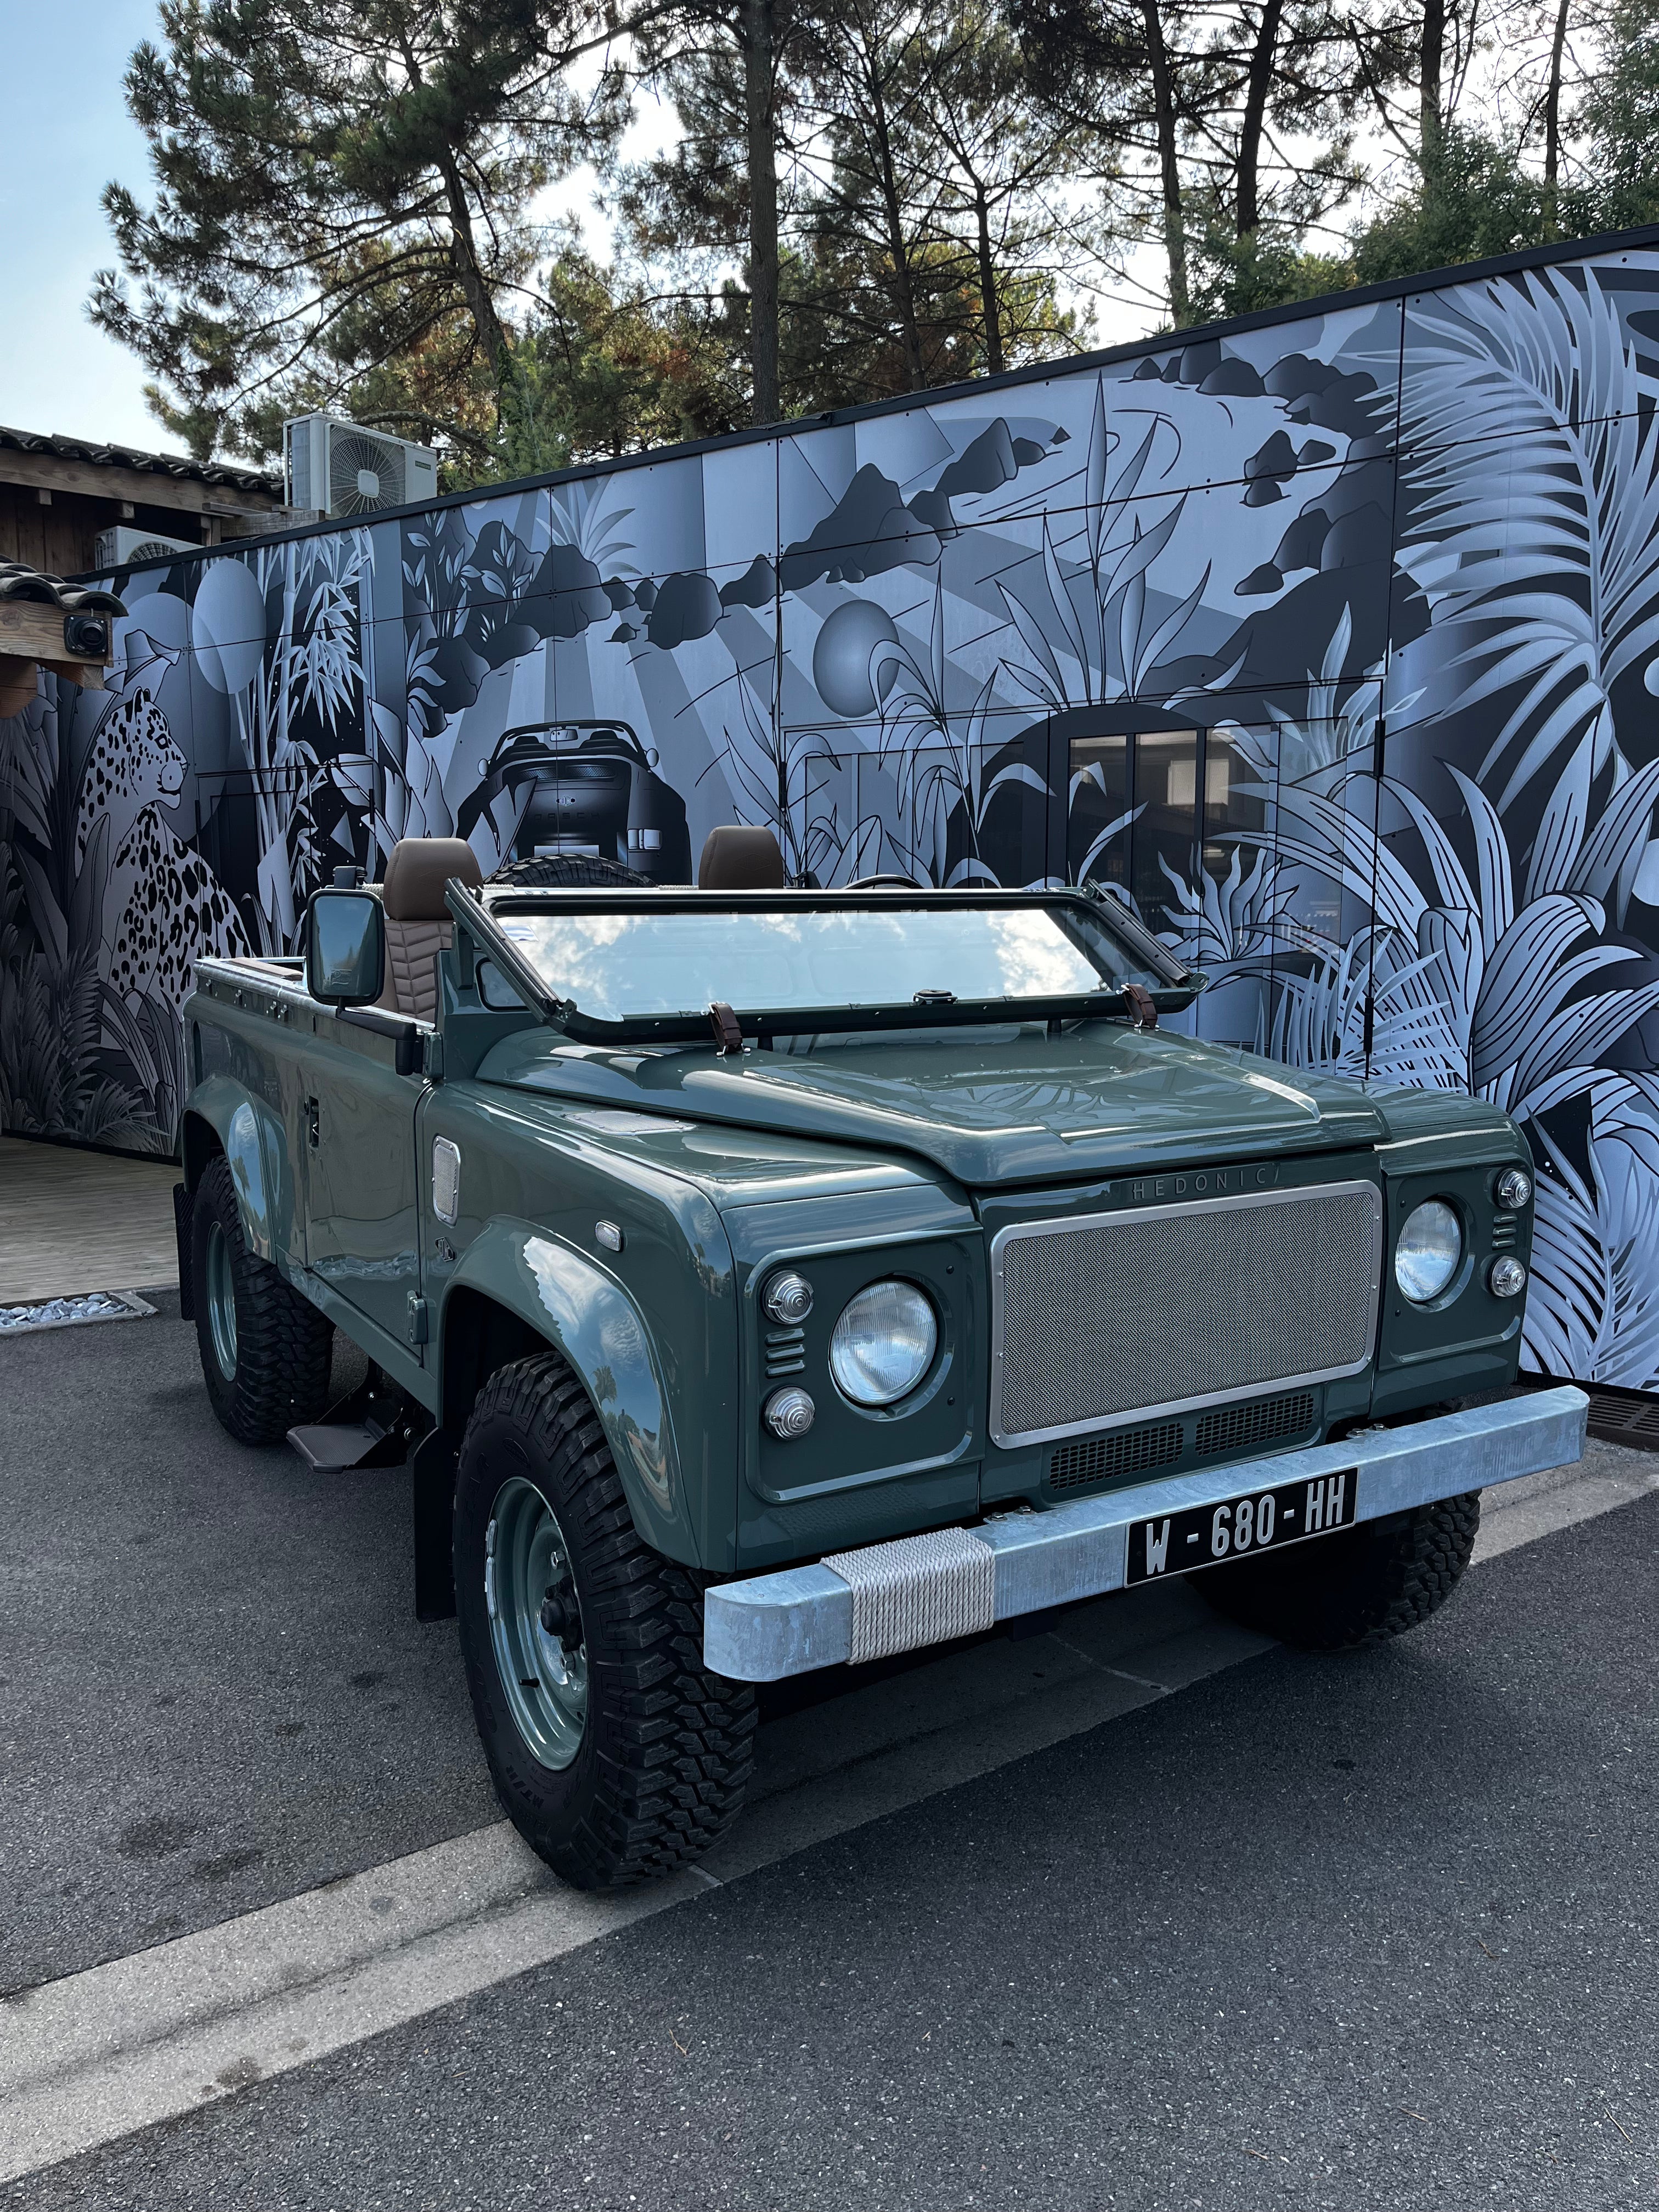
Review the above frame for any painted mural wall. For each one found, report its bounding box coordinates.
[5,237,1659,1385]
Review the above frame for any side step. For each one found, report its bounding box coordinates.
[287,1367,427,1473]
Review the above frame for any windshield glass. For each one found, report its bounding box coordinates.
[490,901,1165,1022]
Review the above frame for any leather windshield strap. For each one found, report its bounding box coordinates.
[1123,982,1158,1030]
[709,1000,745,1055]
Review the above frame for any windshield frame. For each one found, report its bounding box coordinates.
[447,882,1195,1046]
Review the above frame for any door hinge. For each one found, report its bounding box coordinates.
[305,1096,320,1149]
[407,1293,430,1347]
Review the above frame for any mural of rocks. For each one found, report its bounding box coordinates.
[4,238,1658,1385]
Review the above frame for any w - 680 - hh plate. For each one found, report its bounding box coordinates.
[1126,1466,1359,1585]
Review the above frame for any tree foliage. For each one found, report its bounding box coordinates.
[92,0,631,462]
[93,0,1658,481]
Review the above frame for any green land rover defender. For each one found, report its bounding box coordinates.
[176,832,1585,1888]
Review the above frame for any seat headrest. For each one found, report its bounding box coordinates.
[697,824,786,890]
[381,837,482,921]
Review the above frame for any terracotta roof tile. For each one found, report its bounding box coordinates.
[0,423,280,495]
[0,560,125,615]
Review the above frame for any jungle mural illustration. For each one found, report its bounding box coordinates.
[4,238,1659,1385]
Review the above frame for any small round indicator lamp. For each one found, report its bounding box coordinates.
[763,1386,815,1439]
[1495,1167,1532,1210]
[763,1271,814,1325]
[1489,1256,1528,1299]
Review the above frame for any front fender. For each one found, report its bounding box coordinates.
[444,1218,691,1564]
[183,1077,297,1265]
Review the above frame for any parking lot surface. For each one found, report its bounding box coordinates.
[3,1296,1656,2208]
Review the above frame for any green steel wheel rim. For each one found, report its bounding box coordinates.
[485,1475,588,1771]
[204,1219,238,1381]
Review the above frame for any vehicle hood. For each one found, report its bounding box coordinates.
[474,1024,1396,1189]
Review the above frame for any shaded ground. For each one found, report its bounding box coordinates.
[0,1292,495,1991]
[7,1327,1655,2212]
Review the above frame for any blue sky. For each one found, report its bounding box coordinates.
[0,2,165,449]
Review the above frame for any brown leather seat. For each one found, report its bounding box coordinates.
[376,836,482,1022]
[697,823,786,889]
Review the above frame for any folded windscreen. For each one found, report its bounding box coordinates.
[492,900,1167,1023]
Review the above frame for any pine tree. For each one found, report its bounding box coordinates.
[91,0,633,463]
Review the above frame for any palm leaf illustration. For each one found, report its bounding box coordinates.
[1391,268,1659,814]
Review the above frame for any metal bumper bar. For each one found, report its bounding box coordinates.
[703,1387,1588,1681]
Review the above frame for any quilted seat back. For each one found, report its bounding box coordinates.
[375,837,482,1023]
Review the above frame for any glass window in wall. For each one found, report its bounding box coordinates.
[1199,726,1265,886]
[1066,732,1131,894]
[1129,727,1200,933]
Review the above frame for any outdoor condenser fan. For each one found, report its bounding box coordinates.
[328,428,408,515]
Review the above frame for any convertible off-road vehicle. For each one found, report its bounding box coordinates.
[175,830,1585,1887]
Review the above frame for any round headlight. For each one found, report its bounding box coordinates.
[830,1280,938,1407]
[1496,1166,1532,1211]
[1395,1199,1462,1303]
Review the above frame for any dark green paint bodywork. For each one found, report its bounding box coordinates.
[180,929,1534,1579]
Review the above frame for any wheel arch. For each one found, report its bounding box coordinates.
[179,1075,297,1265]
[180,1106,223,1192]
[436,1222,698,1571]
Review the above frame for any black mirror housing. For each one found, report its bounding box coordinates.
[306,889,386,1006]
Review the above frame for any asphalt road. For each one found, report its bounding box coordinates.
[4,1297,1657,2209]
[0,1289,494,1994]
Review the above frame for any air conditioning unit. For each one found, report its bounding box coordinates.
[94,526,199,571]
[282,415,439,519]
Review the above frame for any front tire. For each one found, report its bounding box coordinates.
[454,1353,757,1888]
[191,1155,334,1445]
[1200,1493,1481,1650]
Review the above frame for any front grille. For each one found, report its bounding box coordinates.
[1048,1421,1182,1492]
[992,1182,1381,1446]
[1193,1390,1316,1459]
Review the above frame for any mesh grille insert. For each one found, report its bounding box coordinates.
[994,1184,1380,1443]
[1193,1390,1316,1459]
[1049,1423,1183,1491]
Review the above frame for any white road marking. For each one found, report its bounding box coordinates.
[1471,1453,1659,1562]
[2,1447,1647,2186]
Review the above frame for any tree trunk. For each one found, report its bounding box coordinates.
[436,151,510,390]
[744,0,782,425]
[1542,0,1571,235]
[864,54,926,391]
[1139,0,1189,323]
[1419,0,1446,167]
[974,182,1003,375]
[403,32,511,402]
[1237,0,1284,238]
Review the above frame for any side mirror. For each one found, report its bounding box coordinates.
[306,889,385,1006]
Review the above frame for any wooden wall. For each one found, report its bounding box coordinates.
[0,482,212,579]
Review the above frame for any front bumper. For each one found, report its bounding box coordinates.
[703,1387,1588,1681]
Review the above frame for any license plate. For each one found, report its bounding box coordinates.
[1125,1467,1359,1585]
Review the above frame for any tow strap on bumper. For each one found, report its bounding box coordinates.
[703,1386,1588,1681]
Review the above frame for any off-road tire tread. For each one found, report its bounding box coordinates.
[456,1353,756,1888]
[193,1155,334,1446]
[1201,1492,1481,1650]
[489,854,650,889]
